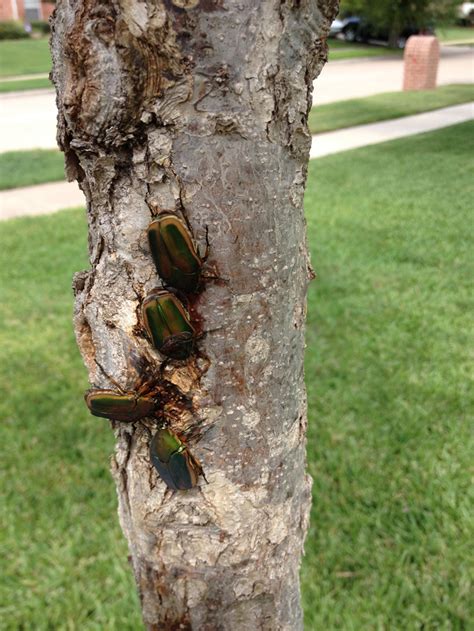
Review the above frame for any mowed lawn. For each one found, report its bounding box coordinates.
[0,76,52,93]
[0,149,65,190]
[0,39,51,77]
[309,84,474,134]
[328,38,402,60]
[0,123,473,629]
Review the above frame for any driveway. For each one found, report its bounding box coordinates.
[0,45,472,153]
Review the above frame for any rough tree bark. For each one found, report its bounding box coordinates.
[51,1,338,629]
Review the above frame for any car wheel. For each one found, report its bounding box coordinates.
[397,36,407,49]
[344,27,357,42]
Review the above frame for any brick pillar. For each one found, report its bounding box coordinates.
[403,35,440,91]
[41,2,55,20]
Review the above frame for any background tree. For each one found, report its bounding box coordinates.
[339,0,458,46]
[51,0,338,628]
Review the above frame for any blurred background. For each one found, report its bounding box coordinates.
[0,1,473,629]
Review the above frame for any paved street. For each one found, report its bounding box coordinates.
[314,44,473,104]
[315,45,473,104]
[0,45,472,153]
[0,89,58,152]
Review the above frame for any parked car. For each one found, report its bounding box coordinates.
[457,2,474,25]
[328,17,344,38]
[340,16,433,48]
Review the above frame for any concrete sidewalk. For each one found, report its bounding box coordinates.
[309,101,473,159]
[0,180,84,221]
[1,103,472,221]
[0,73,50,82]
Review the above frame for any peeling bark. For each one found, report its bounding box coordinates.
[51,1,338,628]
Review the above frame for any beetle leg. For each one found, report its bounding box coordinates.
[139,419,157,440]
[200,468,209,485]
[198,325,225,339]
[181,418,214,444]
[200,271,230,286]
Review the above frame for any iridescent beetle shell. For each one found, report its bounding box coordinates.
[148,213,203,293]
[85,389,156,422]
[150,428,204,491]
[142,290,196,360]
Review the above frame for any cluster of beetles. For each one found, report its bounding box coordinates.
[84,213,208,491]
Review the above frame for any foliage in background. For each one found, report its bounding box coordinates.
[0,123,472,628]
[0,20,50,39]
[30,21,51,35]
[0,21,29,40]
[339,0,459,45]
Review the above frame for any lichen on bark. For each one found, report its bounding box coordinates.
[51,0,338,628]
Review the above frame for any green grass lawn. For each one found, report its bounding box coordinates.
[309,84,474,134]
[328,38,402,60]
[0,76,52,93]
[303,121,473,629]
[0,38,51,77]
[1,123,473,629]
[0,150,65,190]
[436,25,474,43]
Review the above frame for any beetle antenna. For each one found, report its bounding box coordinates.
[93,358,124,392]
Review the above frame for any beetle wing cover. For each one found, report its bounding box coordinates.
[143,292,195,358]
[142,295,168,348]
[150,429,200,490]
[159,216,201,275]
[152,428,181,462]
[150,452,179,490]
[168,450,199,490]
[148,215,202,292]
[86,390,155,421]
[150,429,182,490]
[148,220,174,282]
[158,293,194,335]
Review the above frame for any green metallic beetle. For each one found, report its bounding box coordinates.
[142,290,196,360]
[147,213,206,293]
[85,389,157,422]
[150,427,205,491]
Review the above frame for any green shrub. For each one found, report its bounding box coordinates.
[30,20,50,35]
[0,21,29,40]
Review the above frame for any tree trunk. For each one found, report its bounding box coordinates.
[51,1,338,628]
